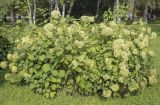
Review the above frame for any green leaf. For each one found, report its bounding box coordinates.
[45,82,49,88]
[77,67,82,73]
[56,50,63,56]
[51,77,57,83]
[39,54,46,61]
[76,76,81,83]
[44,93,50,98]
[51,78,61,83]
[52,70,59,76]
[66,45,72,50]
[59,70,65,78]
[56,78,62,83]
[51,84,57,90]
[66,55,73,61]
[50,92,56,98]
[36,88,43,93]
[42,64,50,72]
[28,54,34,61]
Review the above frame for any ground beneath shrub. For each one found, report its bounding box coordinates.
[0,24,160,105]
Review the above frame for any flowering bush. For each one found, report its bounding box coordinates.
[3,10,158,98]
[0,25,39,62]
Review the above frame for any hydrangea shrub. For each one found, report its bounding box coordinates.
[0,25,39,63]
[2,10,158,98]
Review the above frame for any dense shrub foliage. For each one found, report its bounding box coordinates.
[0,24,38,60]
[0,24,39,72]
[1,11,158,98]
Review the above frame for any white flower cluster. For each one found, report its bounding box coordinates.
[57,27,64,35]
[67,27,74,36]
[103,74,110,80]
[148,69,158,85]
[123,29,130,35]
[85,59,96,69]
[110,84,119,92]
[134,37,149,50]
[109,21,117,27]
[79,31,88,39]
[0,61,7,69]
[9,63,17,73]
[44,23,54,32]
[99,23,106,29]
[140,51,146,59]
[91,27,96,33]
[131,31,136,36]
[101,26,113,36]
[118,76,124,83]
[81,16,94,23]
[127,41,137,54]
[74,40,84,48]
[119,62,130,78]
[112,39,130,61]
[72,60,78,69]
[51,10,61,19]
[7,52,19,61]
[44,23,55,38]
[138,33,144,39]
[128,81,139,92]
[21,36,33,45]
[141,27,146,32]
[147,27,151,33]
[49,48,54,54]
[103,89,112,98]
[132,49,138,55]
[77,55,85,62]
[105,58,113,70]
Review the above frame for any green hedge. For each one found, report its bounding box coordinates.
[2,11,158,98]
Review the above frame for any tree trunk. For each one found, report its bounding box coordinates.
[49,0,54,13]
[122,0,126,6]
[143,0,149,22]
[27,0,33,24]
[62,2,66,17]
[115,0,120,22]
[111,0,116,12]
[55,0,60,11]
[67,2,74,16]
[155,0,159,9]
[96,0,101,16]
[143,7,148,22]
[10,6,15,25]
[33,0,36,24]
[131,0,136,19]
[116,0,119,10]
[112,0,119,12]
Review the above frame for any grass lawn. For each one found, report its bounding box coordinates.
[0,24,160,105]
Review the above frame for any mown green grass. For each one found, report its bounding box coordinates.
[0,24,160,105]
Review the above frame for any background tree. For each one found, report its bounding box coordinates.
[0,0,15,24]
[1,0,160,24]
